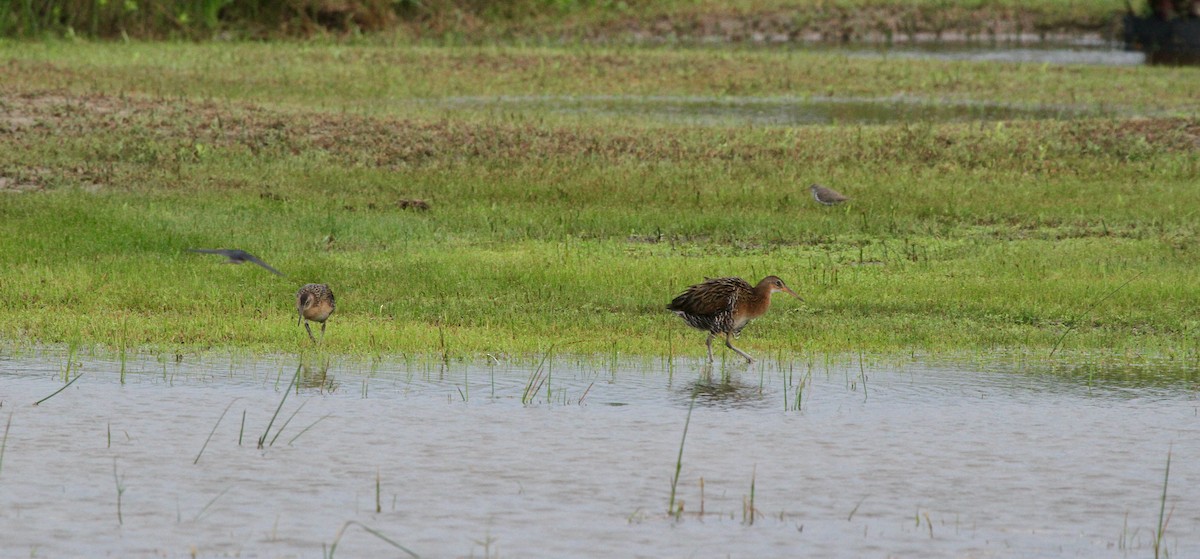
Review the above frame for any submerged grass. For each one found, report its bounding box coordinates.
[0,412,11,478]
[326,520,419,559]
[1154,446,1174,559]
[112,458,125,525]
[257,365,301,449]
[194,398,239,464]
[0,42,1198,361]
[669,394,696,519]
[32,370,83,406]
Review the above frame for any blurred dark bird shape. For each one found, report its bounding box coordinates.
[186,248,285,277]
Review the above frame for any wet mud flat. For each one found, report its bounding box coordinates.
[0,352,1196,557]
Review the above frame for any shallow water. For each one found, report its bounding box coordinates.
[0,352,1197,558]
[840,45,1144,67]
[658,37,1144,66]
[423,43,1151,127]
[432,94,1098,127]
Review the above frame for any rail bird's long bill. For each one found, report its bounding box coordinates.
[780,285,802,301]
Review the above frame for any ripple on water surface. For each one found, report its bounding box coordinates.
[0,352,1196,558]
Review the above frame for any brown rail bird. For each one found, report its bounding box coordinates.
[810,183,850,206]
[187,248,285,277]
[296,283,336,343]
[667,276,800,364]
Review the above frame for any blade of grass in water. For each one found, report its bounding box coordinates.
[194,398,240,465]
[193,486,234,522]
[258,365,302,449]
[268,398,309,447]
[326,520,419,559]
[287,413,332,446]
[668,393,697,519]
[1154,446,1174,559]
[33,373,84,406]
[0,412,12,479]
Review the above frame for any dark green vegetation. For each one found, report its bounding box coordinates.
[1,1,1127,41]
[0,42,1198,360]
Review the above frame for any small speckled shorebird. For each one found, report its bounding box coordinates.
[667,276,800,364]
[810,183,850,206]
[187,248,285,277]
[296,283,336,343]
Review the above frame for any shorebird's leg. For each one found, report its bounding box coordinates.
[705,333,715,363]
[304,321,316,343]
[725,333,754,364]
[320,322,327,343]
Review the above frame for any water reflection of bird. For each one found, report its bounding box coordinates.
[300,360,336,391]
[681,377,768,408]
[297,283,336,343]
[667,276,800,364]
[187,248,285,276]
[810,183,850,206]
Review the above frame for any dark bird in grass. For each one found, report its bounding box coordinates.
[397,198,431,211]
[186,248,285,277]
[667,276,800,364]
[810,183,850,206]
[297,283,336,343]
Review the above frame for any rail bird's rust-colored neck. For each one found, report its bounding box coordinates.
[738,276,799,320]
[738,278,776,319]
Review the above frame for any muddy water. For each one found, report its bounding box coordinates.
[0,352,1197,558]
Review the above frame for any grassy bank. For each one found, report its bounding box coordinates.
[1,42,1198,360]
[1,1,1128,41]
[5,42,1199,115]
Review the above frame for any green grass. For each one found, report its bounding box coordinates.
[0,1,1130,40]
[0,41,1198,361]
[4,41,1197,116]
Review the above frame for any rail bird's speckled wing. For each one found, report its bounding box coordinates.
[318,284,336,309]
[667,277,752,317]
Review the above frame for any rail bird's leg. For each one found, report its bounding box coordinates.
[304,321,316,343]
[725,332,754,364]
[705,333,715,363]
[320,322,327,343]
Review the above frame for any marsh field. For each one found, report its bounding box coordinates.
[2,1,1200,556]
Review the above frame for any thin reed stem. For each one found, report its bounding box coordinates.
[326,520,419,559]
[268,398,308,447]
[668,393,697,519]
[34,372,83,406]
[1154,445,1173,559]
[287,413,332,446]
[0,412,12,478]
[194,398,240,465]
[259,364,302,449]
[1050,271,1143,358]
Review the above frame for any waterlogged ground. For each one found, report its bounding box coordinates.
[849,46,1145,67]
[429,93,1099,127]
[0,351,1197,558]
